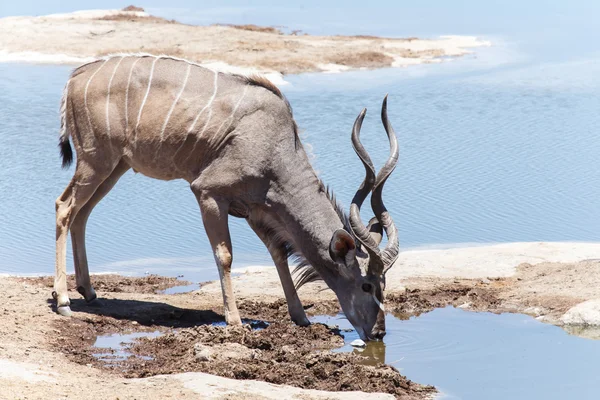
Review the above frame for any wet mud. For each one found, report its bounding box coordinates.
[24,273,191,294]
[34,275,517,398]
[386,280,504,319]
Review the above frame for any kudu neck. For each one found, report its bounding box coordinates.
[270,167,344,269]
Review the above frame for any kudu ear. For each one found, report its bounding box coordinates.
[329,229,356,264]
[367,217,383,246]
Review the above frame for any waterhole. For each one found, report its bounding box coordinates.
[314,307,600,400]
[92,331,161,364]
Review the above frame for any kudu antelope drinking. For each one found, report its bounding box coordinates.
[54,54,399,340]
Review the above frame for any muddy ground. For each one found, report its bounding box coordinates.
[44,277,433,399]
[22,273,191,294]
[2,257,599,399]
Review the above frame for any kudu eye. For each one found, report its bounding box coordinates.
[361,283,373,293]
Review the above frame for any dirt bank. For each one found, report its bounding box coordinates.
[0,7,490,78]
[22,273,191,294]
[3,242,600,398]
[3,274,433,399]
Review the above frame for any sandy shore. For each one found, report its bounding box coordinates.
[0,8,490,83]
[2,241,599,398]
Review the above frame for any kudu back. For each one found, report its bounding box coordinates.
[54,54,399,340]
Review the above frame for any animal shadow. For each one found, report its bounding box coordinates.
[46,296,225,328]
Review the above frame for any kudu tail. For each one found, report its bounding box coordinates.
[58,80,73,169]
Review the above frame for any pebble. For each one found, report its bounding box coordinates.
[350,339,366,348]
[194,344,213,362]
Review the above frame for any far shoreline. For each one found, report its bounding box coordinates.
[0,7,491,85]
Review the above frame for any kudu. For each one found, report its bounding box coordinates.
[54,54,399,340]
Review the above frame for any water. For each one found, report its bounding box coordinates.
[93,331,161,363]
[315,307,600,400]
[0,4,599,279]
[162,283,200,295]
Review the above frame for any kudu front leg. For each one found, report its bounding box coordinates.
[248,221,309,326]
[192,190,242,325]
[269,254,310,326]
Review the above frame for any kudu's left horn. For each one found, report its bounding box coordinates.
[348,95,400,275]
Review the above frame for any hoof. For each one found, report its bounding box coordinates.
[77,286,97,303]
[294,318,311,327]
[57,305,73,317]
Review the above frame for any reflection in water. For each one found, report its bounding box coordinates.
[315,307,600,400]
[161,283,199,295]
[93,331,161,363]
[352,341,387,365]
[563,325,600,341]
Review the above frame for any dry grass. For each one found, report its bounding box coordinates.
[326,51,394,68]
[97,13,177,24]
[254,57,317,74]
[346,34,384,40]
[343,35,419,41]
[96,46,187,59]
[122,5,145,12]
[216,23,284,35]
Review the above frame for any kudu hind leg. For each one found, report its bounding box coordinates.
[248,221,309,326]
[192,190,242,325]
[70,161,130,302]
[55,164,115,316]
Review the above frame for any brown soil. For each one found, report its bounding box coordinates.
[6,259,599,398]
[22,273,191,294]
[130,323,433,398]
[35,276,511,398]
[96,13,177,24]
[386,280,505,319]
[327,51,395,68]
[50,303,434,399]
[218,23,284,35]
[237,298,341,321]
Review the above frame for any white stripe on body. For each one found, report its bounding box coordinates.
[133,56,160,144]
[59,79,71,142]
[105,56,125,137]
[180,70,221,167]
[124,57,142,134]
[171,70,219,173]
[188,70,219,133]
[84,59,108,135]
[160,63,191,141]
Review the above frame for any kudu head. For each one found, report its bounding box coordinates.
[326,95,399,341]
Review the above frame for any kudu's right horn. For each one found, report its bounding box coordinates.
[348,95,400,276]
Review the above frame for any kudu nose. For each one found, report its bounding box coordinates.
[371,329,386,340]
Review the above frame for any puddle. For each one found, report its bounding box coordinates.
[313,307,600,400]
[93,331,161,363]
[161,283,199,295]
[210,319,270,330]
[92,320,268,364]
